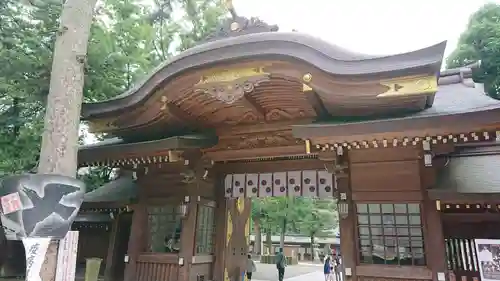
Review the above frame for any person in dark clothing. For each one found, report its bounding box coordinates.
[323,256,332,281]
[276,248,287,281]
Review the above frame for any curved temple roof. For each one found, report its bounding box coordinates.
[81,15,446,118]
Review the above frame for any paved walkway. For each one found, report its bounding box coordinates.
[252,263,324,281]
[253,271,325,281]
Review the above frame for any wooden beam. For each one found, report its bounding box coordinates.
[104,213,121,281]
[304,91,329,119]
[166,102,206,129]
[214,158,324,174]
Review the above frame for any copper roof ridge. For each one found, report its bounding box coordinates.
[438,61,482,88]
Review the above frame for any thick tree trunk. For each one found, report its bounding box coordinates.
[253,218,261,255]
[265,230,272,254]
[37,0,96,176]
[279,218,286,249]
[310,235,315,261]
[36,1,97,281]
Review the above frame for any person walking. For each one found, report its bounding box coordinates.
[276,248,287,281]
[323,256,332,281]
[246,254,257,281]
[332,254,341,281]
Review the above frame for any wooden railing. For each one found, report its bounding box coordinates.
[136,253,179,281]
[446,238,481,281]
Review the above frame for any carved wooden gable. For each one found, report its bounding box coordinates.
[224,170,336,198]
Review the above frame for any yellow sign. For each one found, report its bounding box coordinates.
[377,75,438,98]
[196,67,268,85]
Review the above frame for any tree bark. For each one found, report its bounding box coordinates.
[37,0,97,177]
[310,235,315,261]
[253,219,261,255]
[279,218,286,249]
[265,230,272,255]
[36,1,97,281]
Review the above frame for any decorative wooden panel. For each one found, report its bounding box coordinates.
[135,253,179,281]
[223,170,336,198]
[350,161,420,192]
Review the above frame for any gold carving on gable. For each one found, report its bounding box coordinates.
[377,75,438,98]
[196,67,268,84]
[194,67,270,104]
[213,131,304,151]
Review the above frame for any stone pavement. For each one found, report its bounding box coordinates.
[252,270,325,281]
[251,263,324,281]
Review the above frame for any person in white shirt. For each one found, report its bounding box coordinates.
[246,254,257,281]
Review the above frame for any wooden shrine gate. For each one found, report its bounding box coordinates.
[220,168,338,281]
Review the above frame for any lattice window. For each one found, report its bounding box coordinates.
[195,203,216,254]
[148,205,182,253]
[356,203,425,266]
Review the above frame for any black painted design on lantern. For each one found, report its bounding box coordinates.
[235,181,240,186]
[0,174,85,239]
[320,178,326,184]
[279,186,286,192]
[304,178,311,184]
[251,187,258,193]
[309,186,315,192]
[226,188,232,194]
[289,178,295,184]
[274,179,280,185]
[261,180,267,185]
[294,186,300,192]
[248,180,254,186]
[239,188,244,193]
[22,184,79,237]
[265,187,271,193]
[325,186,331,192]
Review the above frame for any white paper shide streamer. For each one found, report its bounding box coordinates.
[22,237,51,281]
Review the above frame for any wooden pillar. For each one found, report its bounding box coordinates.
[124,204,147,281]
[339,151,357,281]
[179,197,199,281]
[423,199,446,281]
[213,179,228,281]
[104,212,120,281]
[222,198,251,281]
[420,146,447,281]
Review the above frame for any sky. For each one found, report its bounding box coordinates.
[233,0,498,58]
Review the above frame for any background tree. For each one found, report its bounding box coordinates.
[0,0,226,178]
[295,198,337,261]
[251,196,338,257]
[446,3,500,99]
